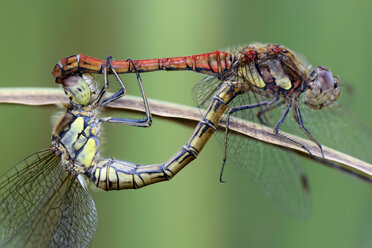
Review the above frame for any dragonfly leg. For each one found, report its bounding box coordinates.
[220,98,277,182]
[273,100,314,157]
[99,58,152,127]
[101,57,128,106]
[294,100,324,158]
[93,56,113,106]
[256,99,284,126]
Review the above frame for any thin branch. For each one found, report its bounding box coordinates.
[1,87,371,182]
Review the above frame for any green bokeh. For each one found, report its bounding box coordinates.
[0,0,372,247]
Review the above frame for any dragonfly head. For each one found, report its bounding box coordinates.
[62,74,96,106]
[304,66,341,110]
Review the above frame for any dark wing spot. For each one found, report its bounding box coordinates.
[300,173,310,193]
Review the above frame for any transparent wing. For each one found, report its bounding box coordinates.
[285,96,372,172]
[192,76,224,107]
[0,149,97,248]
[0,149,62,243]
[249,49,372,178]
[193,76,311,217]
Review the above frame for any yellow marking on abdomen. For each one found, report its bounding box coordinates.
[90,81,249,191]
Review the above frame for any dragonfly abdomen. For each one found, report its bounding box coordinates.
[52,51,237,83]
[89,81,248,190]
[154,51,236,75]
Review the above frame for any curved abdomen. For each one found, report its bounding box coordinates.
[88,80,249,190]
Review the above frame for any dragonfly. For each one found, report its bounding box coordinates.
[0,58,209,247]
[51,43,354,217]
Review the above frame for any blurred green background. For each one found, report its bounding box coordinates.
[1,0,372,247]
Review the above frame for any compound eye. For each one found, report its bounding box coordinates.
[82,73,98,94]
[316,69,334,93]
[62,75,91,106]
[304,67,341,110]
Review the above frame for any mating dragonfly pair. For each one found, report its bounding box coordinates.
[0,43,358,247]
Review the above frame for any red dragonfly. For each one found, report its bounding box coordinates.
[52,43,369,217]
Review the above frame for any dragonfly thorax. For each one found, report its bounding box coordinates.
[238,44,307,97]
[238,44,341,109]
[52,109,100,174]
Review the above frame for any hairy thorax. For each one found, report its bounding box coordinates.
[52,108,100,174]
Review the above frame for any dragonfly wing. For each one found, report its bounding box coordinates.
[0,149,97,248]
[192,75,223,108]
[194,76,311,216]
[220,92,311,216]
[0,149,62,245]
[217,128,311,216]
[288,98,372,174]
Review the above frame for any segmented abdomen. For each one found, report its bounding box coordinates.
[52,51,237,83]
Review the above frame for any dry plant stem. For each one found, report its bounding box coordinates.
[0,87,371,182]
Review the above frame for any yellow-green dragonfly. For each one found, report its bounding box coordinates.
[0,59,169,247]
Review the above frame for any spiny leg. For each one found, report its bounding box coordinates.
[101,57,128,106]
[294,99,324,158]
[220,98,276,182]
[94,56,113,106]
[100,58,152,127]
[273,99,313,157]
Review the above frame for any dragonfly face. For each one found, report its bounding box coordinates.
[62,73,97,106]
[304,66,341,110]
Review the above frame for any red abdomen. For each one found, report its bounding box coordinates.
[52,51,236,83]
